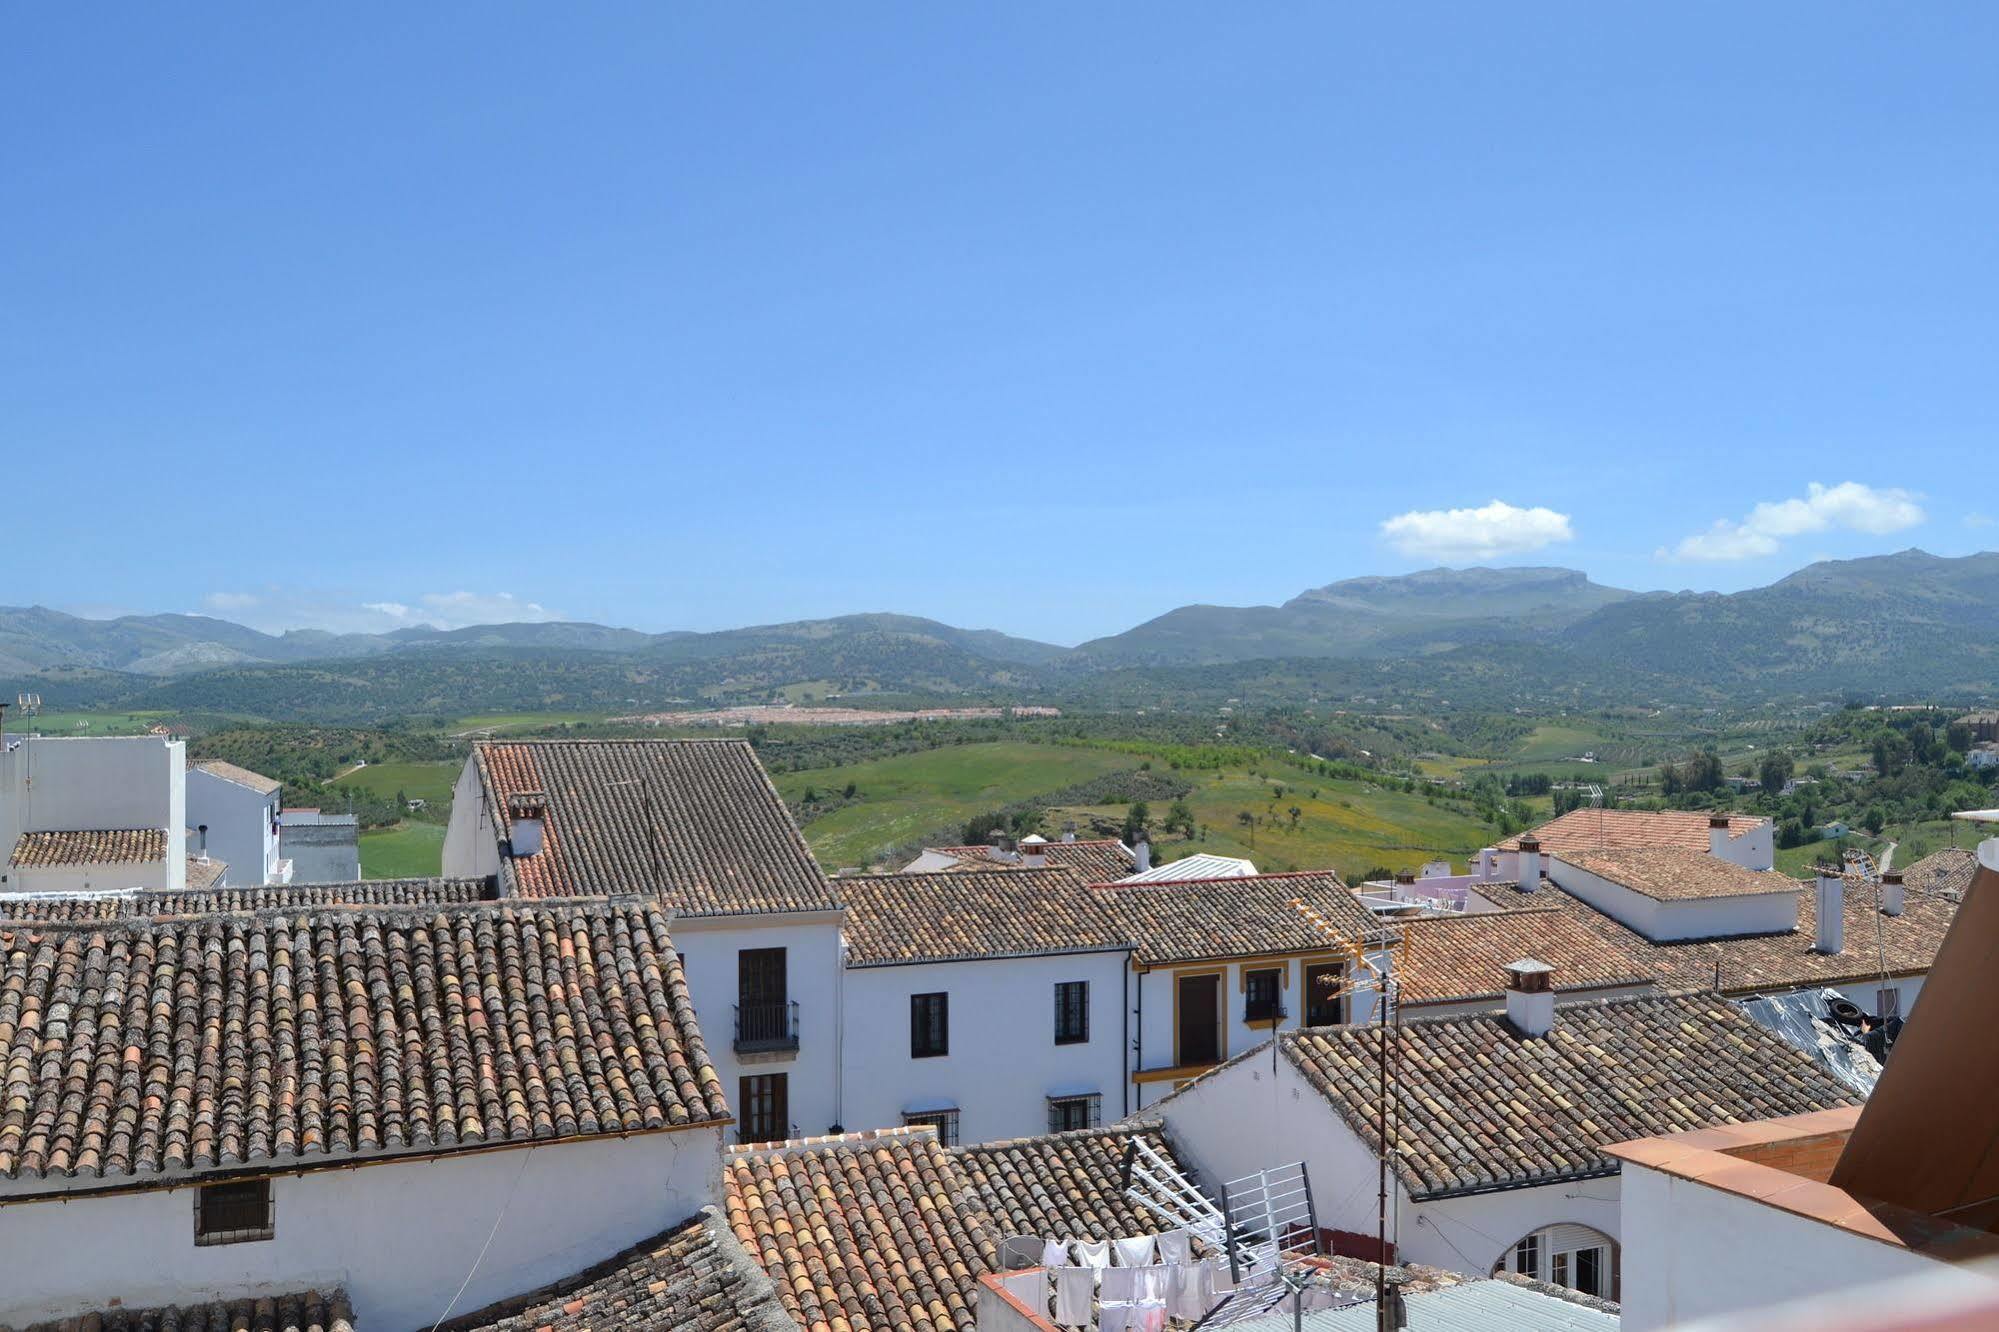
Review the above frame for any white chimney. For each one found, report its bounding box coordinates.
[196,823,209,862]
[1814,868,1846,954]
[510,816,545,858]
[1709,813,1732,858]
[1504,959,1556,1038]
[1062,821,1078,843]
[1134,840,1151,873]
[1021,843,1047,868]
[506,792,548,858]
[1516,836,1541,892]
[1881,871,1905,918]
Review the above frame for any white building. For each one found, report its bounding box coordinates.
[1494,807,1775,872]
[1148,979,1858,1303]
[443,737,847,1143]
[833,866,1132,1143]
[186,758,288,886]
[0,889,728,1332]
[277,809,360,882]
[1090,870,1395,1111]
[0,734,186,894]
[902,834,1137,882]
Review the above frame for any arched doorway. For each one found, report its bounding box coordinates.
[1492,1222,1619,1301]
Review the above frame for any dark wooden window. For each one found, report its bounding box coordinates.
[194,1179,274,1246]
[739,1073,789,1144]
[1244,967,1283,1022]
[903,1109,960,1146]
[911,992,949,1058]
[1305,961,1345,1027]
[739,947,787,1007]
[1054,981,1089,1044]
[1176,973,1221,1066]
[1047,1093,1101,1133]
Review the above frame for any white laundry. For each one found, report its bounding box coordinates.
[1131,1265,1169,1303]
[1053,1265,1095,1326]
[1042,1239,1073,1268]
[1156,1229,1193,1266]
[1096,1303,1134,1332]
[1169,1260,1216,1320]
[1073,1239,1113,1271]
[1099,1266,1139,1303]
[1114,1234,1157,1267]
[1130,1304,1167,1332]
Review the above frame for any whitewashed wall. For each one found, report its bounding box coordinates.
[674,914,846,1142]
[0,737,184,891]
[1547,859,1798,942]
[186,767,280,886]
[0,1125,723,1332]
[441,757,500,878]
[1616,1162,1965,1332]
[841,949,1129,1144]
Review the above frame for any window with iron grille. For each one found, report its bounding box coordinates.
[194,1179,274,1246]
[1244,967,1283,1021]
[903,1109,961,1146]
[1054,980,1089,1045]
[1046,1093,1101,1134]
[910,992,949,1058]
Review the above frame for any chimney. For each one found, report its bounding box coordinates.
[1504,959,1556,1038]
[1062,821,1077,843]
[1394,870,1416,886]
[1709,813,1732,857]
[1881,870,1905,918]
[1814,867,1846,954]
[506,792,549,858]
[1022,842,1047,868]
[1517,836,1541,892]
[196,824,209,862]
[1134,839,1151,873]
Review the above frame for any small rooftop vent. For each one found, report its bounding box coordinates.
[1504,958,1556,1038]
[506,791,549,858]
[506,790,549,820]
[1881,870,1906,918]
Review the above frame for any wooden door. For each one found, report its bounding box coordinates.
[1177,973,1221,1066]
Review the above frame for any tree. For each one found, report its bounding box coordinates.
[1163,798,1197,839]
[1288,805,1302,828]
[1863,804,1888,835]
[1947,720,1974,754]
[1122,801,1152,845]
[843,782,858,799]
[1236,810,1256,845]
[1757,751,1795,797]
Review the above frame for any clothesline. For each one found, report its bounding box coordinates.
[1027,1228,1222,1329]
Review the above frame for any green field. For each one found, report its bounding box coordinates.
[1051,766,1500,881]
[14,711,169,736]
[1774,818,1973,876]
[773,742,1141,867]
[359,821,446,878]
[450,712,609,734]
[332,760,460,807]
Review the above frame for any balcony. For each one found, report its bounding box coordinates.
[734,1000,800,1055]
[1243,1001,1288,1025]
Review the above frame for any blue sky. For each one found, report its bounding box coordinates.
[6,6,1994,645]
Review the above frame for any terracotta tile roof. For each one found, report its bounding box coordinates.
[185,855,227,891]
[1282,991,1859,1200]
[1474,876,1959,994]
[1499,808,1767,854]
[1393,909,1653,1007]
[1902,847,1978,902]
[0,878,494,923]
[191,759,282,796]
[725,1127,995,1332]
[441,1207,793,1332]
[836,868,1129,967]
[0,898,729,1196]
[1554,846,1803,900]
[473,740,840,916]
[9,829,165,868]
[18,1290,354,1332]
[940,841,1136,883]
[724,1122,1212,1332]
[1093,871,1387,967]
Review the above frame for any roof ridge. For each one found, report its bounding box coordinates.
[1092,868,1345,890]
[0,894,653,932]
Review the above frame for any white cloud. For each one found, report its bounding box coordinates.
[198,588,563,634]
[1660,482,1926,562]
[1378,500,1576,563]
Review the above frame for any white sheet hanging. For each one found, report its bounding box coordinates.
[1042,1239,1073,1268]
[1099,1266,1139,1303]
[1156,1229,1193,1266]
[1114,1234,1157,1267]
[1053,1265,1095,1326]
[1073,1238,1112,1271]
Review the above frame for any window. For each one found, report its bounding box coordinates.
[740,1073,789,1143]
[1047,1093,1101,1133]
[1877,986,1902,1019]
[194,1179,274,1246]
[737,948,796,1051]
[903,1109,960,1146]
[1305,961,1345,1027]
[911,992,949,1058]
[1498,1225,1616,1301]
[1510,1235,1541,1280]
[1054,981,1089,1045]
[1244,967,1283,1022]
[1574,1246,1605,1298]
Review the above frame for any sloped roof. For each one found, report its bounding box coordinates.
[441,1207,792,1332]
[939,839,1138,884]
[473,740,840,916]
[191,759,282,796]
[1094,871,1386,967]
[1499,808,1766,854]
[1555,846,1802,900]
[1118,852,1259,883]
[0,898,729,1196]
[1393,908,1653,1006]
[723,1122,1207,1332]
[1901,847,1978,902]
[0,878,493,923]
[185,855,227,891]
[836,867,1129,966]
[1282,991,1858,1199]
[9,829,165,868]
[19,1290,354,1332]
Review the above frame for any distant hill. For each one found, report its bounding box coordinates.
[1070,566,1636,666]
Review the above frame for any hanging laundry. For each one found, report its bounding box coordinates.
[1114,1234,1157,1267]
[1073,1238,1113,1271]
[1099,1266,1139,1303]
[1096,1303,1134,1332]
[1168,1260,1216,1320]
[1042,1238,1073,1268]
[1129,1304,1168,1332]
[1052,1266,1095,1326]
[1130,1265,1169,1304]
[1156,1229,1193,1266]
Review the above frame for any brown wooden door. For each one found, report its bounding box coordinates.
[1177,974,1221,1066]
[740,1073,789,1143]
[1305,961,1345,1027]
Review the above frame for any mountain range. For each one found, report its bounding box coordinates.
[7,550,1998,719]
